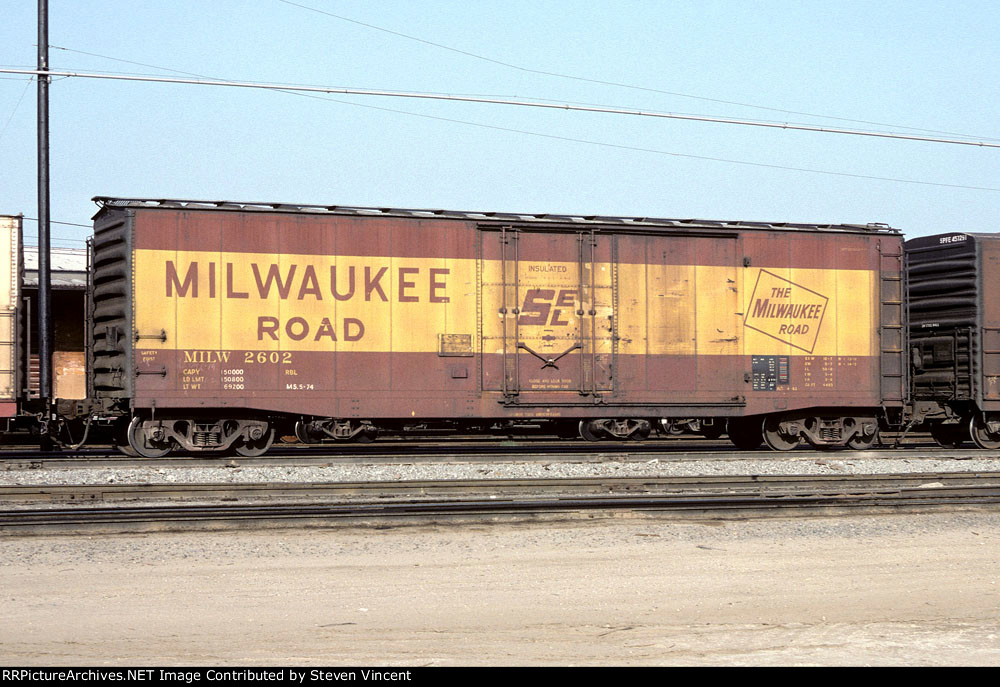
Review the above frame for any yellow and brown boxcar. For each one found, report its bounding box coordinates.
[89,198,904,455]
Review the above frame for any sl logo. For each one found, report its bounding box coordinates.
[518,289,577,327]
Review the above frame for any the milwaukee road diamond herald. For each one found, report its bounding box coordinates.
[743,269,829,354]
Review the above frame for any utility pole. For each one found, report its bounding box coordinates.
[37,0,53,444]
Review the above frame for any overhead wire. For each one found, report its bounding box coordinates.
[275,0,1000,143]
[300,91,1000,193]
[0,75,33,144]
[20,217,90,246]
[47,46,519,100]
[9,51,996,193]
[22,217,91,229]
[47,45,981,139]
[5,67,999,150]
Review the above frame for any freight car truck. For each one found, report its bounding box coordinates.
[87,198,905,456]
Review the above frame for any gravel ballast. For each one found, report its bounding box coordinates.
[1,451,996,486]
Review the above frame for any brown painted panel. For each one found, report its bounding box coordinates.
[133,350,483,398]
[741,231,877,271]
[390,353,477,392]
[134,208,884,268]
[233,212,281,255]
[982,238,1000,329]
[336,353,377,392]
[644,355,697,391]
[138,211,179,253]
[133,350,880,418]
[136,210,480,261]
[981,238,1000,401]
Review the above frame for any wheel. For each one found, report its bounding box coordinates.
[628,421,651,441]
[294,421,311,443]
[762,417,799,451]
[579,420,604,442]
[700,421,727,440]
[114,417,139,456]
[294,420,324,444]
[234,428,275,457]
[847,430,879,450]
[970,414,1000,450]
[554,422,581,439]
[728,418,762,450]
[126,415,172,458]
[354,427,378,444]
[930,423,966,449]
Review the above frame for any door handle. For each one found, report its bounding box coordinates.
[518,343,581,369]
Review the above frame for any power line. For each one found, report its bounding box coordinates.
[47,46,520,100]
[22,217,91,229]
[48,45,944,137]
[46,45,1000,193]
[6,61,998,191]
[0,76,32,144]
[275,0,998,143]
[308,91,1000,193]
[4,67,999,150]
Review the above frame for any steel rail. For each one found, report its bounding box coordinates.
[3,489,998,532]
[0,439,988,471]
[2,473,999,532]
[3,471,998,501]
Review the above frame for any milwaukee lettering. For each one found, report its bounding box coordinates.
[751,300,824,320]
[164,260,449,343]
[165,261,450,303]
[751,288,823,335]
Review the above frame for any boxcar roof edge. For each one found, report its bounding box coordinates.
[91,196,898,236]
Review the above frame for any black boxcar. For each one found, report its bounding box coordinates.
[907,232,1000,448]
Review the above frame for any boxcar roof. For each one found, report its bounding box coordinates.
[905,232,1000,248]
[93,196,898,236]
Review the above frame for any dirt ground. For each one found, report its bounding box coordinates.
[1,510,999,666]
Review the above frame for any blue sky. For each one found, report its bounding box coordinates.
[1,1,997,247]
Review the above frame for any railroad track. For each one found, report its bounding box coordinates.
[3,472,999,534]
[0,436,989,470]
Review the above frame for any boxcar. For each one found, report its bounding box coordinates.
[907,232,1000,448]
[0,215,21,420]
[88,197,904,455]
[0,216,87,437]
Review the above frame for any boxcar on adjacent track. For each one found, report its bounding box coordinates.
[0,216,21,420]
[87,197,905,456]
[907,232,1000,449]
[0,215,89,438]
